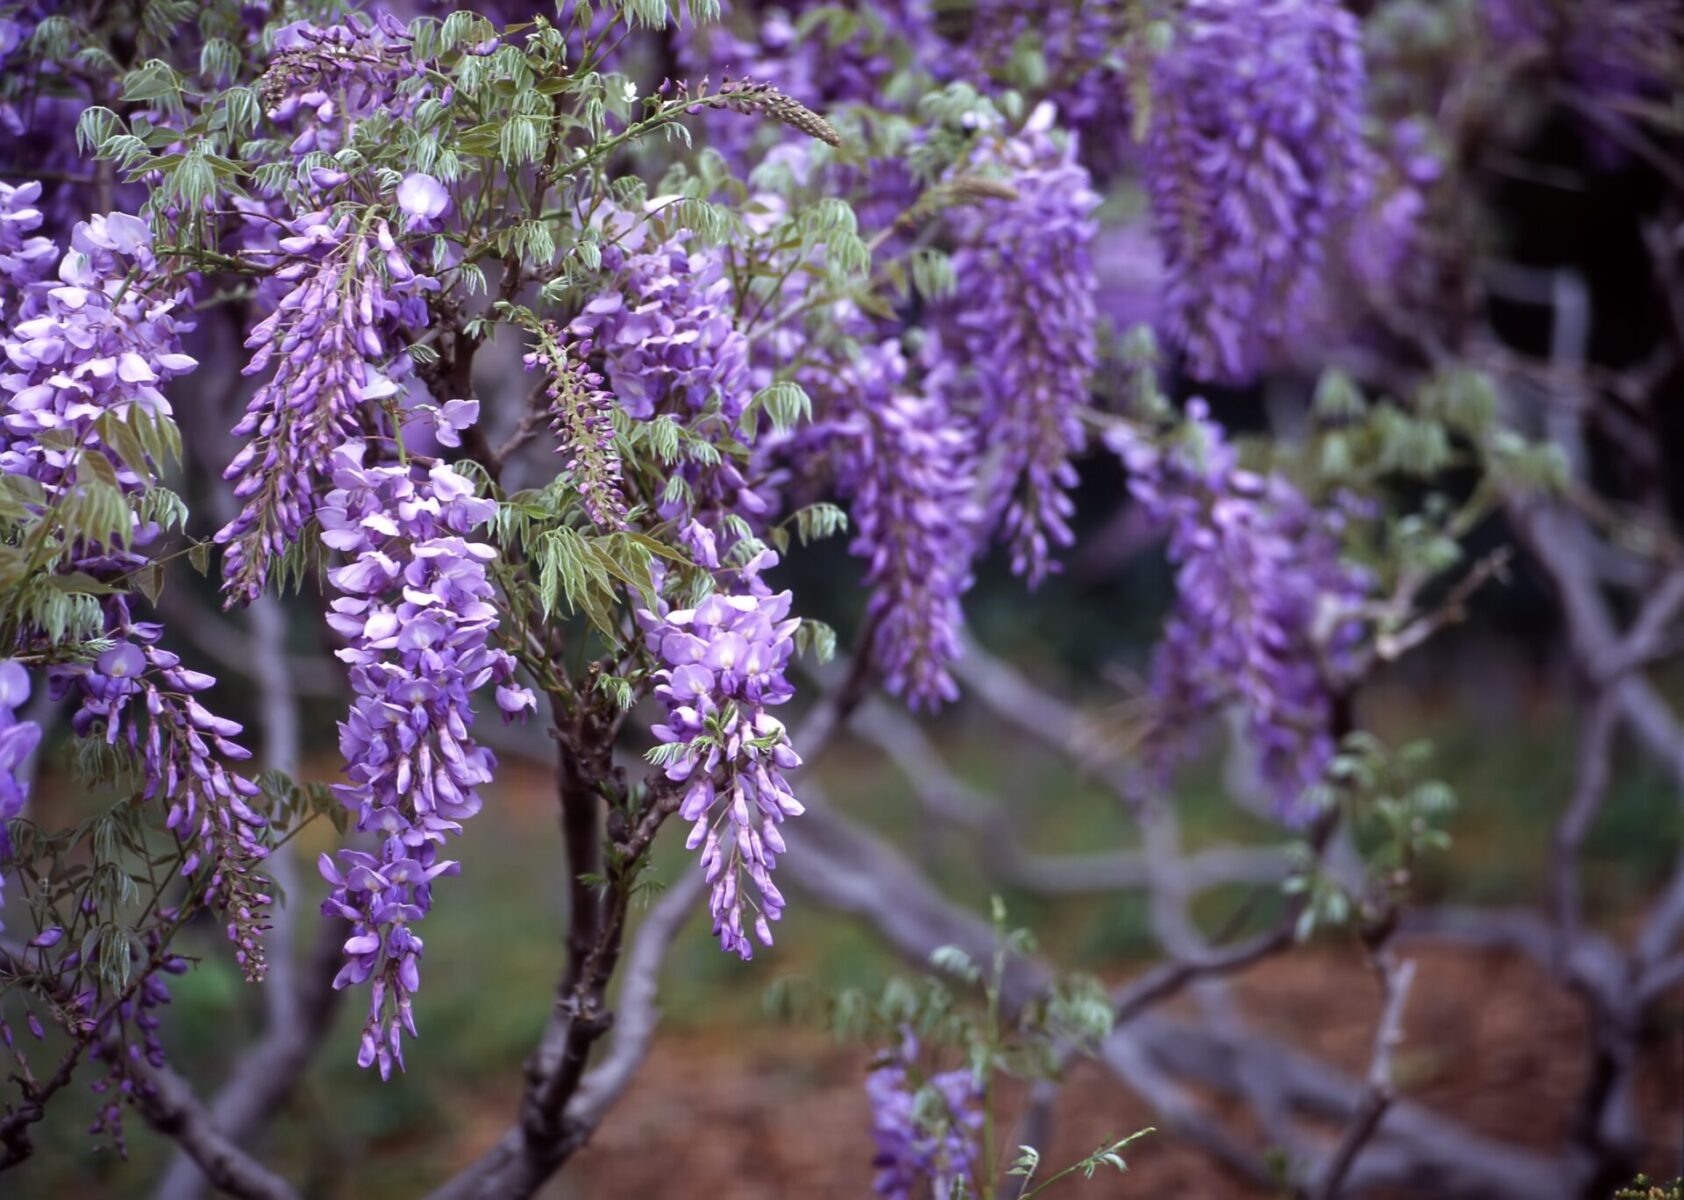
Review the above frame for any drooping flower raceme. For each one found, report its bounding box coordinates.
[865,1033,985,1200]
[261,14,417,158]
[573,220,753,424]
[1,209,197,512]
[317,440,533,1076]
[216,210,436,602]
[640,552,802,959]
[571,215,773,557]
[940,104,1099,584]
[1106,403,1369,819]
[0,660,41,932]
[0,181,56,325]
[1144,0,1373,383]
[48,601,274,977]
[525,332,628,530]
[827,339,978,708]
[673,0,944,166]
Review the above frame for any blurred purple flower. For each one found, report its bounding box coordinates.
[1106,403,1370,819]
[1144,0,1373,383]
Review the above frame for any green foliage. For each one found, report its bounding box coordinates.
[1290,735,1455,940]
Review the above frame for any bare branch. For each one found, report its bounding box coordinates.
[851,697,1291,895]
[781,793,1570,1199]
[128,1062,302,1200]
[1311,952,1417,1199]
[567,869,706,1128]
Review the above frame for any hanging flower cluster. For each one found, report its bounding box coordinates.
[941,105,1099,584]
[317,440,533,1077]
[525,332,628,530]
[1106,404,1370,818]
[829,339,978,708]
[673,0,944,163]
[49,600,274,977]
[85,926,188,1156]
[261,14,417,157]
[0,209,197,511]
[0,660,40,931]
[572,215,774,558]
[0,180,56,324]
[216,210,436,602]
[640,553,802,960]
[1144,0,1373,383]
[962,0,1127,160]
[865,1033,985,1200]
[572,221,753,424]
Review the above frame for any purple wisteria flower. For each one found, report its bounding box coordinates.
[216,210,436,603]
[674,0,944,164]
[571,218,753,424]
[396,172,451,233]
[49,600,274,977]
[262,15,417,157]
[1144,0,1373,383]
[865,1032,985,1200]
[941,104,1099,584]
[0,207,197,508]
[962,0,1132,171]
[571,212,775,556]
[317,440,533,1076]
[0,660,42,931]
[1105,403,1370,819]
[639,553,802,959]
[1347,119,1441,300]
[77,921,191,1154]
[525,332,628,529]
[828,339,978,708]
[0,181,56,325]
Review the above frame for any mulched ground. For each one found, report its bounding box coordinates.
[540,943,1683,1199]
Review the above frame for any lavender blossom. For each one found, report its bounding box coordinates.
[639,553,802,959]
[0,181,56,325]
[0,660,42,931]
[1144,0,1373,383]
[866,1033,984,1200]
[87,927,189,1154]
[572,213,776,555]
[940,104,1099,584]
[49,601,274,977]
[317,440,532,1076]
[571,220,753,424]
[1105,403,1369,819]
[828,340,978,708]
[962,1,1132,172]
[261,15,417,158]
[216,211,436,603]
[1,208,197,509]
[674,0,944,163]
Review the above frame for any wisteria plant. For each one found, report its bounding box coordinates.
[0,1,1680,1198]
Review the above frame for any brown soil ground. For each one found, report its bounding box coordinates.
[517,943,1684,1199]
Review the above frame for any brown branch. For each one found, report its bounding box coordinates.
[1312,951,1417,1199]
[128,1062,302,1200]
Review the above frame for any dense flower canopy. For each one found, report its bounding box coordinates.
[0,0,1421,1080]
[0,4,1657,1188]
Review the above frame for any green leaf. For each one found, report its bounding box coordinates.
[133,560,164,606]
